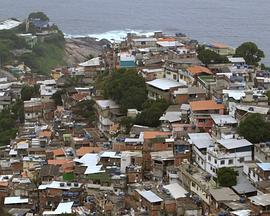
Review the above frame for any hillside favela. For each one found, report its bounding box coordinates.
[0,10,270,216]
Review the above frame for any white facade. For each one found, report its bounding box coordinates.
[205,139,253,176]
[243,162,261,183]
[206,147,252,176]
[193,146,207,170]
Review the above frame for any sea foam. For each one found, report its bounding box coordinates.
[64,29,158,42]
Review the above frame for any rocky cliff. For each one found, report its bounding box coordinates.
[64,37,111,65]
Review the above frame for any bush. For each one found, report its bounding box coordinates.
[104,69,147,113]
[135,99,169,127]
[217,167,238,187]
[238,113,270,143]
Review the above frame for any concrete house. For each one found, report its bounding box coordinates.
[146,78,187,101]
[95,100,121,137]
[189,100,225,132]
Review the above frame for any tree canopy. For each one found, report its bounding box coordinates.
[21,85,39,101]
[0,12,65,74]
[0,107,20,146]
[72,100,96,124]
[51,90,65,106]
[135,99,169,127]
[238,113,270,143]
[104,69,147,113]
[0,30,27,65]
[197,48,229,65]
[217,167,238,187]
[234,42,264,66]
[28,12,49,21]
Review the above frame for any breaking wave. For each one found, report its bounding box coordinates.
[64,29,158,41]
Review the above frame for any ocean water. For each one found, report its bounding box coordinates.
[0,0,269,63]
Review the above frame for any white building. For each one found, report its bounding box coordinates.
[120,151,142,174]
[206,138,253,176]
[37,79,57,101]
[95,100,120,135]
[188,133,214,170]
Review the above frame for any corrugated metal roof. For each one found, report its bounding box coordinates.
[136,189,163,203]
[188,133,214,149]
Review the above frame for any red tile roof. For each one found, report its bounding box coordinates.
[190,100,224,111]
[187,66,212,76]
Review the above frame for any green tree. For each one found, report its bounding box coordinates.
[217,167,238,187]
[28,12,49,21]
[51,90,65,106]
[21,85,39,101]
[120,117,135,134]
[197,49,229,65]
[72,100,96,124]
[0,44,12,66]
[104,69,147,113]
[135,99,169,127]
[261,63,270,71]
[11,99,24,123]
[0,107,18,146]
[234,42,264,66]
[238,113,270,143]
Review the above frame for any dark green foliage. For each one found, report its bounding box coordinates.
[19,41,65,74]
[120,117,135,134]
[261,63,270,71]
[28,12,49,21]
[64,76,83,88]
[51,90,65,106]
[0,30,27,49]
[235,42,264,66]
[73,100,96,124]
[104,69,147,113]
[63,172,74,181]
[0,30,27,65]
[11,99,24,123]
[266,90,270,103]
[135,99,169,127]
[21,85,39,101]
[217,167,238,187]
[238,113,270,143]
[0,12,65,74]
[0,107,19,146]
[197,48,229,65]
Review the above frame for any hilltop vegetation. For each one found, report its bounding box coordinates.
[103,69,148,113]
[0,12,65,74]
[102,69,170,130]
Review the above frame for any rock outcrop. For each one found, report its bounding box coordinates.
[64,37,111,65]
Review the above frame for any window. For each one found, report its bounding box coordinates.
[208,155,211,161]
[239,157,245,163]
[192,182,196,187]
[214,159,217,164]
[221,160,225,165]
[173,74,177,80]
[229,159,233,164]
